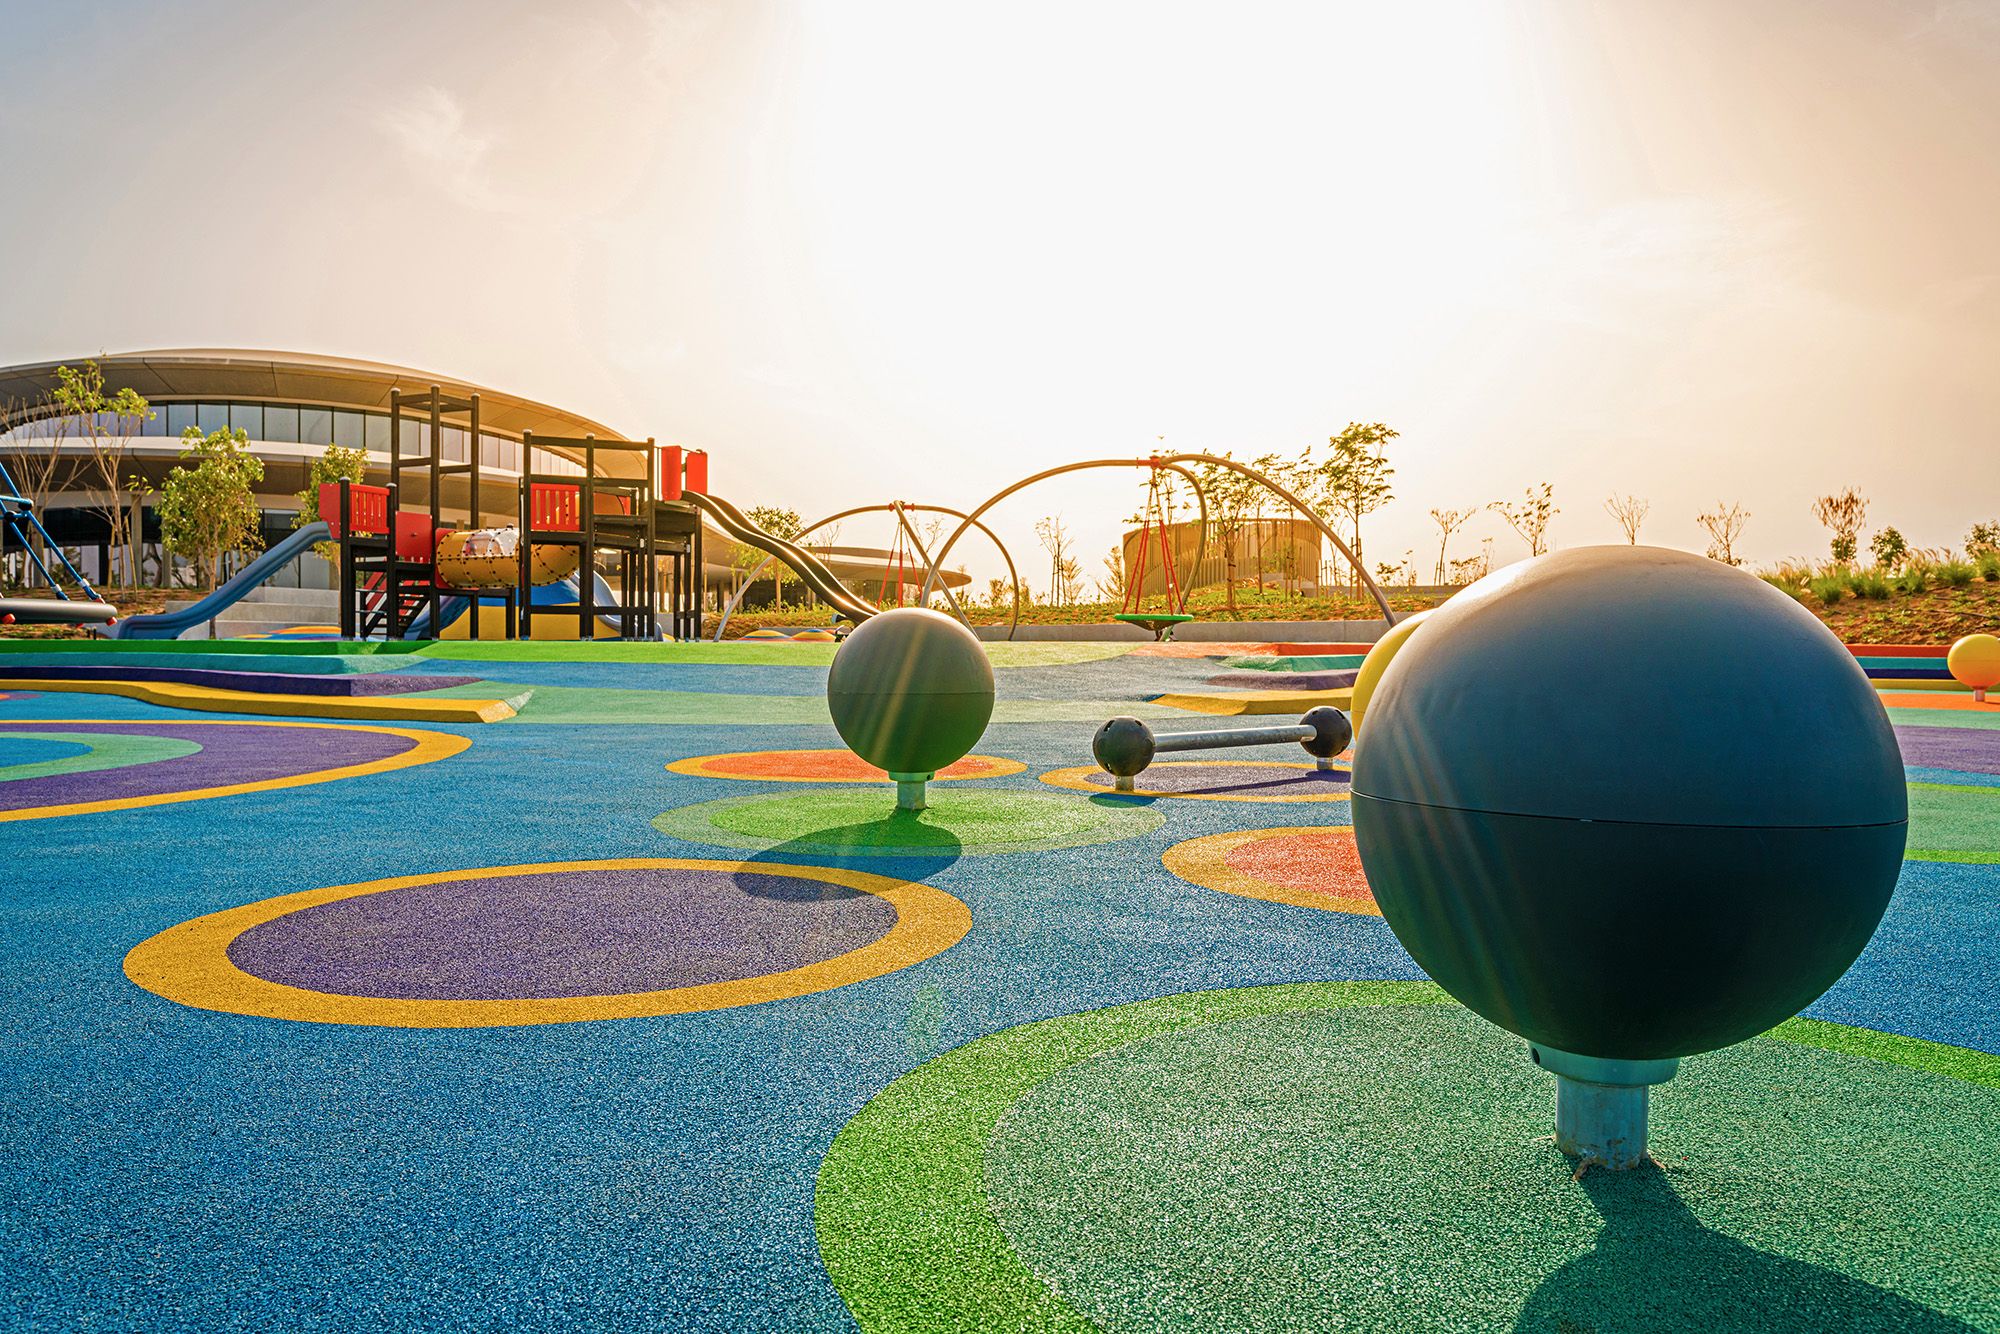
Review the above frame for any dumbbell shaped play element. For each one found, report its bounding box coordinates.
[1092,707,1353,792]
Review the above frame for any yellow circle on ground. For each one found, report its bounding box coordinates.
[1350,609,1434,733]
[1039,759,1353,803]
[1163,826,1379,915]
[122,858,970,1028]
[0,719,468,823]
[1948,634,2000,691]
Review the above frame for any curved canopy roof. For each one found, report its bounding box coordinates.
[0,348,642,477]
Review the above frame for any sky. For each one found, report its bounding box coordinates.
[1,0,1996,591]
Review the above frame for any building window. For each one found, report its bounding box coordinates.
[198,403,230,435]
[441,426,467,463]
[301,408,333,445]
[333,410,364,450]
[166,403,198,436]
[139,409,169,437]
[363,413,389,452]
[264,405,299,442]
[230,403,263,439]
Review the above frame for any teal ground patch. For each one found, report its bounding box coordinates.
[654,788,1164,856]
[818,983,2000,1333]
[0,731,201,784]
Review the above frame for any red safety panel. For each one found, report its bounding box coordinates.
[659,445,684,501]
[531,483,581,532]
[320,482,390,537]
[395,512,436,561]
[683,449,709,495]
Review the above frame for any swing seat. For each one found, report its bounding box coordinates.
[1114,612,1197,642]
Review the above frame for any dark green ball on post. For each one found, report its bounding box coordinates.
[1093,717,1156,780]
[827,608,995,810]
[1351,546,1907,1064]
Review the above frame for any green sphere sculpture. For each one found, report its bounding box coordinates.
[1351,546,1907,1167]
[826,608,995,811]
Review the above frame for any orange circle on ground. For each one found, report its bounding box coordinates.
[668,749,1026,784]
[1163,826,1379,916]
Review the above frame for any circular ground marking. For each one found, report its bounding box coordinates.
[816,983,2000,1333]
[0,719,466,822]
[668,749,1025,784]
[1040,759,1352,803]
[654,788,1164,857]
[125,858,968,1028]
[1163,825,1377,915]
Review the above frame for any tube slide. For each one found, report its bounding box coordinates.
[684,492,878,624]
[104,523,332,640]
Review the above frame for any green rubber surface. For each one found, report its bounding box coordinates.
[1909,783,2000,859]
[818,983,2000,1334]
[0,731,201,783]
[654,787,1164,856]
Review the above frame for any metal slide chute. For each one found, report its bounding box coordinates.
[684,491,879,626]
[103,523,332,640]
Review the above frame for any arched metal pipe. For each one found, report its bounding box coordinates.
[925,453,1397,627]
[916,459,1210,624]
[713,501,1024,641]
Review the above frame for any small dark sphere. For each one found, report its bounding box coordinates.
[1298,706,1353,759]
[1093,717,1156,778]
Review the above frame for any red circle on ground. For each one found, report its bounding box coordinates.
[1222,829,1374,905]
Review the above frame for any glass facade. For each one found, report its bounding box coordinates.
[1,399,587,476]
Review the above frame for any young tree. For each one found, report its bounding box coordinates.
[747,505,802,609]
[1195,454,1259,616]
[1099,543,1127,604]
[156,427,264,589]
[1696,501,1750,566]
[1965,521,1998,556]
[1034,514,1073,606]
[986,576,1010,609]
[1314,423,1398,595]
[1811,488,1868,564]
[1427,506,1475,583]
[1489,484,1558,557]
[52,361,152,587]
[1603,494,1649,545]
[294,443,369,562]
[1870,525,1907,570]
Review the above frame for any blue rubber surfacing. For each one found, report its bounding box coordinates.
[0,648,1994,1332]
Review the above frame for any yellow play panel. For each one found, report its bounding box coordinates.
[1152,687,1354,716]
[0,678,525,723]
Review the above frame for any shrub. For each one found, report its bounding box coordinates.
[1854,571,1891,600]
[1939,559,1976,588]
[1808,576,1846,607]
[1980,551,2000,582]
[1892,563,1929,596]
[1871,526,1908,569]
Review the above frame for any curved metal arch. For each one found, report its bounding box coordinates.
[713,501,1024,641]
[915,459,1211,626]
[925,453,1397,627]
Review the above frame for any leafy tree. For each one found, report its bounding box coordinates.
[294,444,369,562]
[156,427,264,589]
[1489,484,1558,557]
[52,361,151,587]
[1811,488,1868,565]
[1695,501,1750,566]
[1870,525,1907,570]
[1966,520,1999,556]
[744,505,802,609]
[1313,423,1397,595]
[1427,506,1476,583]
[1603,494,1649,545]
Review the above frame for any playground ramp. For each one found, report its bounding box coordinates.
[683,492,879,624]
[104,523,331,641]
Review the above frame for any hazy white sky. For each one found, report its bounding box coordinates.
[2,0,1996,587]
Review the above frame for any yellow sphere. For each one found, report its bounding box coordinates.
[1350,608,1435,732]
[1947,633,2000,693]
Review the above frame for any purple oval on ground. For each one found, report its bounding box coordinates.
[1896,725,2000,776]
[1084,762,1351,796]
[225,866,900,1000]
[1204,671,1359,691]
[0,722,419,812]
